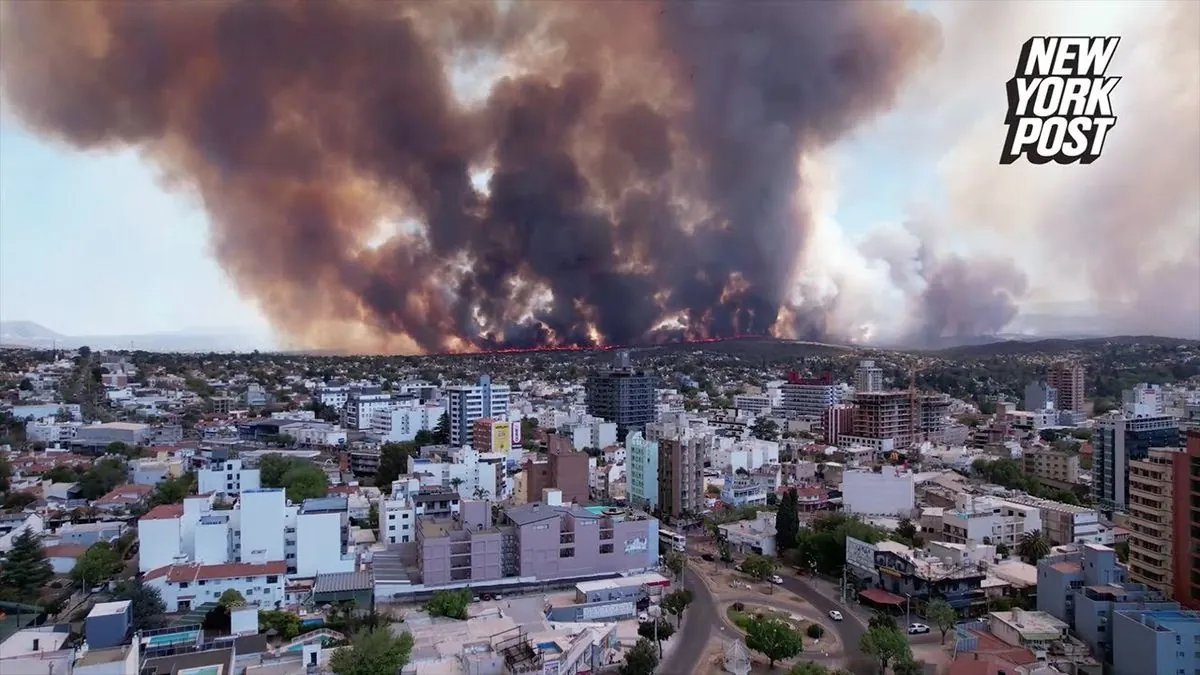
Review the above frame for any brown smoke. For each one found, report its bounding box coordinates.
[0,0,939,353]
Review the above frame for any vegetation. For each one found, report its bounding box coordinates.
[924,598,958,644]
[432,412,451,445]
[661,588,694,626]
[0,529,54,601]
[805,623,824,639]
[745,614,804,668]
[75,458,130,501]
[114,578,167,632]
[751,417,780,442]
[775,488,800,551]
[218,589,246,608]
[71,541,124,587]
[619,638,659,675]
[741,553,777,585]
[786,513,888,577]
[637,617,674,643]
[1017,530,1052,564]
[258,609,303,640]
[258,453,329,503]
[971,457,1083,505]
[374,441,420,487]
[0,453,11,492]
[893,518,921,548]
[424,588,471,620]
[789,664,847,675]
[148,471,196,506]
[859,623,912,674]
[328,627,415,675]
[663,550,686,580]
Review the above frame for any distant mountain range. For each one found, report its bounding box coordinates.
[0,321,274,353]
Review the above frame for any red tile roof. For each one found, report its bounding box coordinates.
[145,560,287,584]
[140,503,185,521]
[94,483,154,506]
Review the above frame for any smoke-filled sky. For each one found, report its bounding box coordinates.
[1,0,1197,353]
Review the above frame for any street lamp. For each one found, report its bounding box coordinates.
[647,604,664,658]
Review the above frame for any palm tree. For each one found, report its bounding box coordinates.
[1017,530,1051,564]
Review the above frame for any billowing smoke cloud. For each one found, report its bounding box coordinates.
[0,0,940,353]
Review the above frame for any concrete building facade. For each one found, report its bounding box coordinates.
[1093,411,1180,511]
[657,437,703,521]
[1046,362,1086,413]
[585,353,656,441]
[625,431,658,512]
[446,375,510,447]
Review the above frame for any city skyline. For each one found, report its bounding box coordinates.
[0,0,1196,353]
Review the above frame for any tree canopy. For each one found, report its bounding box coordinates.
[0,528,53,601]
[328,627,415,675]
[259,454,328,503]
[115,578,167,632]
[424,588,470,620]
[71,541,124,587]
[619,638,659,675]
[859,624,911,674]
[745,615,804,668]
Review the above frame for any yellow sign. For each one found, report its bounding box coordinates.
[878,567,902,577]
[492,421,512,453]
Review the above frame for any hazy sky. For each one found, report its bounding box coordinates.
[1,0,1195,345]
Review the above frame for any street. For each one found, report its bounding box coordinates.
[777,574,866,658]
[658,567,716,674]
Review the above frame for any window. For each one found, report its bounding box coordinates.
[267,575,278,583]
[179,582,189,589]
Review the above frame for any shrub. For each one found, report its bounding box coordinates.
[806,623,824,639]
[732,602,745,612]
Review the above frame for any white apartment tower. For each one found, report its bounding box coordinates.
[854,360,884,394]
[446,375,510,447]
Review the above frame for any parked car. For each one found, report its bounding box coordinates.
[828,610,843,621]
[638,612,650,623]
[701,553,715,562]
[769,575,784,584]
[908,623,931,635]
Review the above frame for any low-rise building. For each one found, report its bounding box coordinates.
[197,458,261,496]
[942,495,1042,547]
[1021,447,1079,489]
[1002,494,1101,546]
[717,510,777,557]
[144,560,287,612]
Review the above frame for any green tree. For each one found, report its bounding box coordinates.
[0,528,53,601]
[0,453,11,492]
[776,489,799,551]
[750,417,780,442]
[218,589,246,608]
[114,578,167,632]
[742,553,777,586]
[664,550,686,581]
[257,454,293,487]
[996,541,1011,557]
[717,538,734,565]
[1017,530,1052,564]
[76,458,129,501]
[432,412,451,445]
[894,518,919,545]
[375,442,417,488]
[71,541,124,587]
[893,657,928,675]
[661,588,694,626]
[424,588,471,620]
[42,465,78,483]
[328,627,415,675]
[149,472,196,506]
[637,617,675,643]
[859,624,911,674]
[789,664,840,675]
[619,638,659,675]
[745,615,803,668]
[258,609,302,640]
[868,612,898,631]
[925,598,958,644]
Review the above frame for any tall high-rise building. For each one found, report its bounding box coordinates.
[626,431,659,512]
[446,375,510,447]
[1175,430,1200,609]
[853,360,884,394]
[1047,362,1087,413]
[1093,410,1180,512]
[585,352,655,441]
[1126,431,1200,609]
[657,437,703,521]
[780,372,841,417]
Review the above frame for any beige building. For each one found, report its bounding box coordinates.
[1126,448,1177,597]
[1004,494,1101,546]
[1022,447,1079,490]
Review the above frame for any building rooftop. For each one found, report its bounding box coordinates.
[988,609,1068,637]
[300,496,348,514]
[313,570,374,595]
[575,573,670,594]
[505,502,598,526]
[88,600,131,618]
[140,503,185,521]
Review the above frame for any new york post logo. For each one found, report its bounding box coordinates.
[1000,36,1120,165]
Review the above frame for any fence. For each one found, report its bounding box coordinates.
[952,619,987,654]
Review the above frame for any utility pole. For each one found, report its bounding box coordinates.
[840,565,847,603]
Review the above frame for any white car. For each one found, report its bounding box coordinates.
[908,623,931,634]
[638,612,650,623]
[769,575,784,584]
[828,610,843,621]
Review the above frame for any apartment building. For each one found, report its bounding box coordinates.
[341,387,396,431]
[1046,362,1086,413]
[472,418,517,453]
[853,360,884,394]
[585,353,656,441]
[1003,494,1101,546]
[371,401,445,443]
[1127,447,1177,598]
[779,372,841,418]
[408,447,505,501]
[197,458,261,496]
[144,560,286,612]
[732,394,771,416]
[1179,430,1200,609]
[447,375,510,447]
[625,431,658,512]
[1021,447,1079,490]
[381,479,461,545]
[942,495,1042,547]
[280,421,347,448]
[564,420,617,451]
[137,489,355,578]
[719,475,769,507]
[415,490,659,587]
[842,466,915,516]
[1023,380,1057,412]
[657,437,703,521]
[1093,410,1180,511]
[524,438,589,504]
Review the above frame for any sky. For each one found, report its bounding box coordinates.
[0,0,1196,347]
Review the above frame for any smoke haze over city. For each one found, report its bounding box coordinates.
[1,0,1196,353]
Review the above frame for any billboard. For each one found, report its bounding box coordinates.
[491,421,512,453]
[511,419,523,446]
[845,536,878,573]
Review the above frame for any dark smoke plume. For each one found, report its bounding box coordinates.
[0,0,939,353]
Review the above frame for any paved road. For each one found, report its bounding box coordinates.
[659,567,716,674]
[778,575,867,658]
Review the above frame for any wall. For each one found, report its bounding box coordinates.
[239,489,286,563]
[517,514,657,581]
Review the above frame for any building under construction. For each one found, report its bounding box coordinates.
[838,391,951,450]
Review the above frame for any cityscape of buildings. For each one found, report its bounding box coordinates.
[0,343,1198,675]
